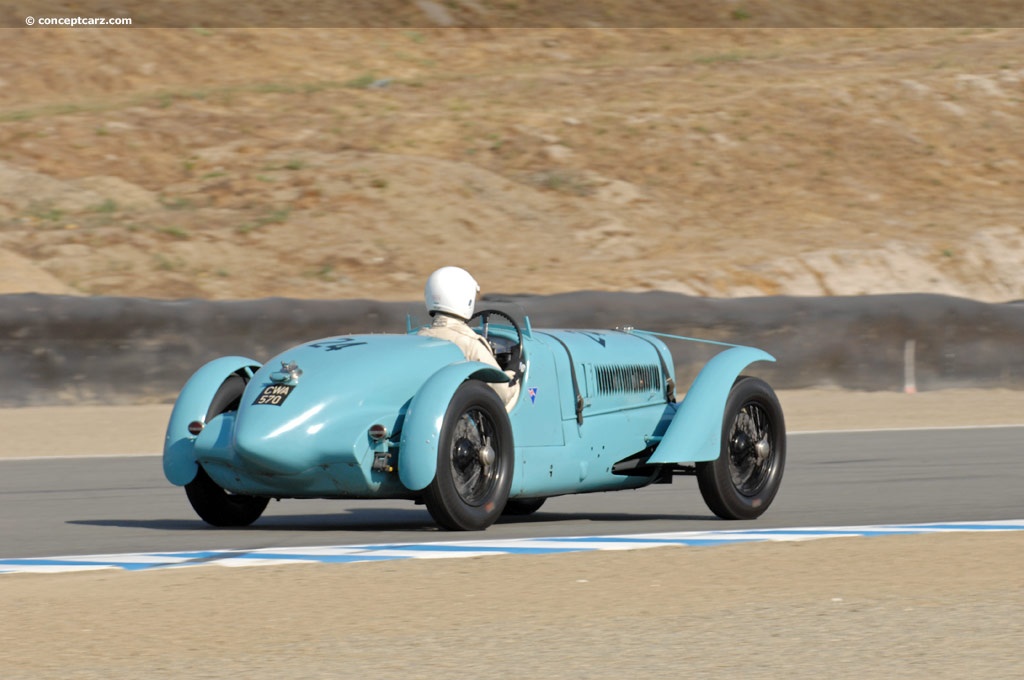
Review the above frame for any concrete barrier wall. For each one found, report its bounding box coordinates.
[1,292,1022,406]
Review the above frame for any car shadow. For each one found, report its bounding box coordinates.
[71,508,715,532]
[69,508,438,532]
[495,511,713,525]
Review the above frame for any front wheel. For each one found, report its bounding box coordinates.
[423,380,514,530]
[696,376,785,520]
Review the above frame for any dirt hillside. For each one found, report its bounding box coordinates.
[0,21,1022,302]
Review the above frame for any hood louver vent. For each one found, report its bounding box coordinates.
[594,363,660,395]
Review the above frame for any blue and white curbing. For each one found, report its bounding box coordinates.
[2,519,1022,575]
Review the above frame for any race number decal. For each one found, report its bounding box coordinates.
[309,338,367,352]
[253,384,294,406]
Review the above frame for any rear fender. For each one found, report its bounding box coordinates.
[163,356,261,485]
[398,362,509,491]
[646,346,774,465]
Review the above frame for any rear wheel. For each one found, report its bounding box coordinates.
[185,465,269,527]
[423,380,514,530]
[184,374,269,527]
[696,376,785,520]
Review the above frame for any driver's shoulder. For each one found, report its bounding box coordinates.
[444,319,484,343]
[420,322,485,351]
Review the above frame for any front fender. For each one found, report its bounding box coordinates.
[646,346,774,465]
[163,356,261,485]
[398,362,508,492]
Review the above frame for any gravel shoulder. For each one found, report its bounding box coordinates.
[2,532,1021,679]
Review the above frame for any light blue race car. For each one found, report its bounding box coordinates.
[163,309,785,530]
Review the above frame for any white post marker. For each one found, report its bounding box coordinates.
[904,339,917,394]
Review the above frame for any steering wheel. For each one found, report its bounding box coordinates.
[469,309,525,386]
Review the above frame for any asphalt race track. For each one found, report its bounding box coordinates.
[2,427,1023,561]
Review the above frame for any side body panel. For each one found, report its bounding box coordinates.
[511,404,670,497]
[506,334,566,448]
[510,330,675,497]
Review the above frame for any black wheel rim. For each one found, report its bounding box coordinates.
[727,401,776,497]
[449,407,500,505]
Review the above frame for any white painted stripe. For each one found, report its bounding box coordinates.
[791,424,1024,435]
[4,565,114,574]
[0,453,159,462]
[1,520,1022,575]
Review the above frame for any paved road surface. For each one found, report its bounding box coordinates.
[2,427,1021,559]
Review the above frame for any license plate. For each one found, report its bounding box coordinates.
[252,384,294,406]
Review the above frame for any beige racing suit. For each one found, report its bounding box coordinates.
[418,313,520,411]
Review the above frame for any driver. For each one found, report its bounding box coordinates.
[418,266,520,411]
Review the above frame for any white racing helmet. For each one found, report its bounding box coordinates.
[424,266,480,320]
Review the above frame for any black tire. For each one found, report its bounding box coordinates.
[423,380,514,531]
[502,498,546,516]
[184,374,269,527]
[696,376,786,520]
[185,465,269,527]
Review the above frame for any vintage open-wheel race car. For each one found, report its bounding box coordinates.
[163,309,785,530]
